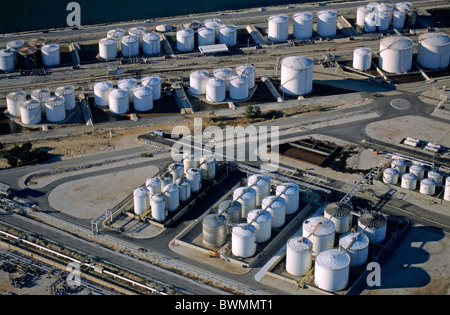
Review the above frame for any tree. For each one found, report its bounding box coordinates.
[244,105,262,119]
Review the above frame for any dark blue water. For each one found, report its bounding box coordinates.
[1,0,312,34]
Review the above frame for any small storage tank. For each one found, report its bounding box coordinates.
[19,46,37,70]
[183,20,201,31]
[324,202,353,234]
[356,6,368,28]
[169,163,184,181]
[268,15,289,42]
[55,86,76,111]
[128,26,146,47]
[107,29,125,50]
[200,155,216,181]
[377,11,391,32]
[276,183,300,215]
[204,18,223,40]
[247,174,271,207]
[134,187,150,215]
[364,12,377,33]
[6,91,26,117]
[317,10,337,37]
[302,216,336,254]
[94,81,114,106]
[108,89,129,114]
[41,44,60,67]
[396,2,413,13]
[427,171,443,185]
[236,65,255,89]
[183,151,200,173]
[391,159,407,174]
[203,214,227,248]
[233,187,257,219]
[366,2,380,13]
[293,12,313,39]
[133,86,153,111]
[146,177,161,195]
[339,232,369,267]
[379,36,414,73]
[20,100,42,125]
[159,174,173,191]
[45,96,66,123]
[206,77,226,103]
[0,49,16,72]
[445,177,450,201]
[141,76,162,100]
[31,88,51,113]
[417,33,450,70]
[121,35,139,57]
[420,178,436,196]
[358,212,387,243]
[189,70,209,95]
[213,68,233,91]
[231,224,257,258]
[353,47,372,71]
[383,167,400,185]
[261,196,286,229]
[218,200,242,233]
[98,38,118,60]
[280,56,313,96]
[151,193,167,222]
[247,209,272,243]
[314,249,351,292]
[6,40,25,65]
[198,27,216,46]
[229,75,249,100]
[401,173,417,190]
[176,28,195,52]
[409,164,425,181]
[186,168,201,193]
[219,25,237,47]
[393,9,406,29]
[286,236,313,276]
[163,183,180,212]
[406,10,417,28]
[142,33,161,55]
[118,78,138,103]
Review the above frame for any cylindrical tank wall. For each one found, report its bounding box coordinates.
[286,236,313,276]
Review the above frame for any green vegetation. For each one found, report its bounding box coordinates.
[244,104,262,118]
[1,141,50,168]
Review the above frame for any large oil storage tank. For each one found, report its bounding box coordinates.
[409,164,425,181]
[142,33,161,55]
[99,38,118,60]
[268,15,289,42]
[358,212,387,243]
[379,36,414,73]
[203,214,227,248]
[20,100,42,125]
[445,177,450,201]
[393,9,406,29]
[118,78,138,103]
[247,209,272,243]
[141,76,162,101]
[324,202,353,234]
[190,70,209,95]
[41,44,60,67]
[19,46,38,70]
[247,174,271,207]
[293,12,313,39]
[353,47,372,71]
[314,249,351,292]
[163,183,180,212]
[339,232,369,267]
[206,77,226,103]
[31,88,51,113]
[218,200,242,233]
[121,35,139,57]
[401,173,417,190]
[219,25,237,47]
[276,183,300,214]
[262,196,286,229]
[94,81,114,106]
[213,68,233,91]
[427,170,443,185]
[200,155,216,181]
[151,193,167,222]
[169,163,184,181]
[107,29,125,51]
[233,187,257,219]
[128,26,146,48]
[146,177,162,195]
[198,27,216,46]
[231,224,257,258]
[45,96,66,123]
[280,56,313,96]
[176,28,195,52]
[317,10,337,37]
[0,49,16,72]
[391,159,407,174]
[186,168,201,193]
[417,33,450,70]
[108,89,129,114]
[183,151,200,173]
[55,86,76,111]
[286,236,313,276]
[133,86,153,111]
[302,216,336,254]
[6,91,26,117]
[236,65,255,89]
[383,167,400,185]
[133,187,150,215]
[364,12,377,33]
[229,75,249,100]
[420,178,436,196]
[204,18,223,40]
[356,6,368,28]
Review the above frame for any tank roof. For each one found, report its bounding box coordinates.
[315,249,350,270]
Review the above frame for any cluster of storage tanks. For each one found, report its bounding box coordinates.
[5,85,77,125]
[189,64,255,103]
[0,38,61,72]
[286,203,388,292]
[99,27,161,60]
[93,76,163,114]
[133,152,216,222]
[383,159,450,201]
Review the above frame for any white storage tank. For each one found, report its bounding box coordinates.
[213,68,233,91]
[276,183,300,215]
[324,202,353,234]
[236,65,255,89]
[0,49,16,72]
[314,249,351,292]
[231,224,257,258]
[189,70,209,95]
[218,200,242,232]
[198,27,216,46]
[186,168,201,193]
[200,155,216,181]
[6,40,25,65]
[401,173,417,190]
[107,29,125,50]
[128,26,146,48]
[379,36,414,73]
[206,77,226,103]
[163,183,180,212]
[391,159,407,174]
[393,9,406,29]
[364,12,377,33]
[302,216,336,254]
[98,38,118,60]
[339,232,369,267]
[233,187,257,219]
[142,33,161,55]
[353,47,372,71]
[31,88,51,113]
[159,174,173,191]
[20,100,42,125]
[280,56,313,96]
[121,35,139,57]
[358,212,387,243]
[141,76,162,100]
[55,86,76,111]
[427,171,443,185]
[409,164,425,181]
[229,75,249,100]
[262,196,286,229]
[317,10,337,37]
[417,33,450,70]
[169,163,185,181]
[383,167,400,185]
[247,174,271,207]
[293,12,313,39]
[247,209,272,243]
[395,2,413,13]
[445,177,450,201]
[6,91,26,117]
[203,214,227,248]
[420,178,436,196]
[151,193,167,222]
[41,44,60,67]
[133,187,150,215]
[183,151,200,173]
[45,96,66,123]
[146,177,161,195]
[176,28,195,52]
[219,25,237,47]
[204,18,223,40]
[94,81,114,106]
[268,15,289,42]
[356,6,368,28]
[286,236,313,276]
[377,11,391,32]
[108,89,129,114]
[118,78,138,103]
[133,86,153,111]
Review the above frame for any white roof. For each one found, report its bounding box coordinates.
[199,44,229,54]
